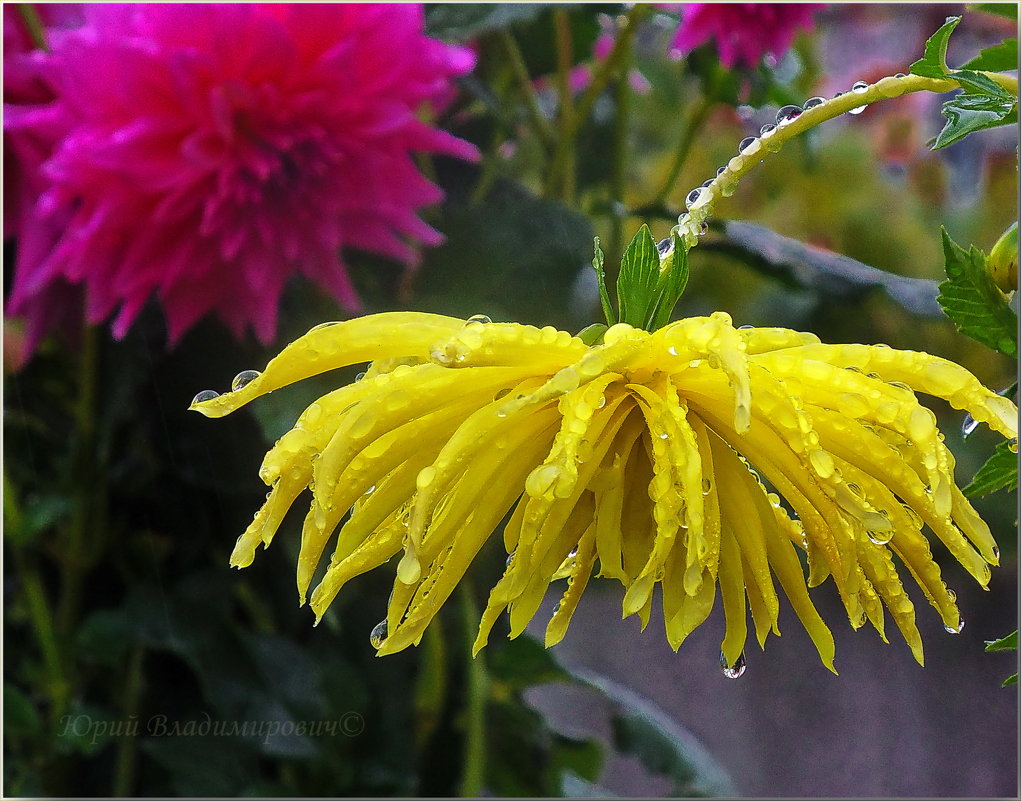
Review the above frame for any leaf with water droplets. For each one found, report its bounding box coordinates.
[983,630,1017,652]
[963,440,1018,498]
[937,228,1018,358]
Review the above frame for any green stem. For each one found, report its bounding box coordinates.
[13,549,68,725]
[547,5,651,200]
[17,3,49,52]
[673,73,988,250]
[111,645,144,797]
[458,583,487,798]
[652,95,714,206]
[551,9,577,203]
[57,323,101,636]
[498,30,556,149]
[607,31,636,272]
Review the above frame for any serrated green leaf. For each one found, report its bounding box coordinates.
[951,69,1015,100]
[968,3,1018,21]
[1003,674,1018,687]
[961,37,1018,71]
[646,232,690,331]
[936,228,1018,357]
[964,440,1019,497]
[591,238,616,326]
[910,16,961,78]
[934,94,1017,148]
[984,630,1018,651]
[616,225,661,328]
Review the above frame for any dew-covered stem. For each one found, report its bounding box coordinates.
[673,72,1004,249]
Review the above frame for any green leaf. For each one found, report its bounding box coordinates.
[592,237,616,326]
[951,69,1015,100]
[968,3,1018,20]
[616,225,661,328]
[487,634,570,692]
[910,16,961,78]
[984,630,1018,651]
[4,683,42,740]
[961,37,1019,71]
[934,94,1017,148]
[425,3,545,39]
[963,440,1018,497]
[1003,674,1018,687]
[570,668,736,797]
[646,232,690,331]
[715,221,946,317]
[937,228,1018,358]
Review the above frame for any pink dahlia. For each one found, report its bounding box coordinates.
[5,3,478,351]
[668,3,824,69]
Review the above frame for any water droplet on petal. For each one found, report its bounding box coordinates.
[192,389,220,405]
[702,478,712,494]
[369,619,388,648]
[506,550,515,568]
[231,370,261,392]
[685,188,703,208]
[720,650,747,678]
[776,104,802,125]
[803,96,825,109]
[944,617,965,635]
[467,314,492,325]
[309,321,340,332]
[354,371,366,382]
[738,136,757,155]
[868,531,891,546]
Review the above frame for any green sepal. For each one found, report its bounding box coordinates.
[937,228,1018,358]
[591,237,616,326]
[910,16,961,78]
[645,231,689,331]
[616,225,660,328]
[964,440,1019,497]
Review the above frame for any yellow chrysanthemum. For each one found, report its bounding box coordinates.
[190,310,1017,672]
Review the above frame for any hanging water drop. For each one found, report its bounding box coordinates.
[803,96,825,110]
[868,531,891,546]
[231,369,261,392]
[685,188,703,208]
[1010,438,1019,454]
[720,650,747,678]
[369,619,388,648]
[847,104,866,115]
[944,617,965,635]
[698,222,708,236]
[776,104,802,125]
[738,136,757,154]
[191,389,220,405]
[960,413,979,437]
[466,314,492,325]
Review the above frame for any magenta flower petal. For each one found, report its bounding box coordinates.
[5,3,478,356]
[669,3,824,68]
